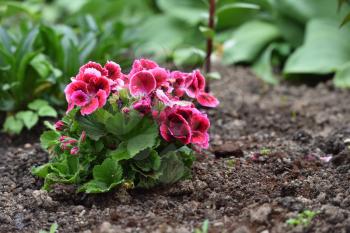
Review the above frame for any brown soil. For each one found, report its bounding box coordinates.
[1,65,350,233]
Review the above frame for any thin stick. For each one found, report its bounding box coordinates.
[205,0,215,92]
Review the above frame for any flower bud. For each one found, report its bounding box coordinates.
[54,121,65,131]
[70,147,79,155]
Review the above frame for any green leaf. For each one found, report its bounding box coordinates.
[28,99,49,111]
[223,21,281,64]
[133,15,194,59]
[37,105,57,118]
[108,142,131,161]
[32,163,51,178]
[16,110,39,129]
[341,12,350,27]
[30,53,58,79]
[252,43,291,85]
[0,93,15,112]
[133,150,161,172]
[76,113,106,140]
[49,223,58,233]
[158,152,186,185]
[199,26,215,39]
[284,19,350,75]
[79,158,123,193]
[173,47,206,67]
[216,3,260,30]
[40,130,60,149]
[3,115,24,134]
[106,111,142,139]
[126,119,158,157]
[206,72,221,81]
[156,0,207,25]
[334,62,350,88]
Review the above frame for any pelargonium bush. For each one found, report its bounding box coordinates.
[32,59,219,193]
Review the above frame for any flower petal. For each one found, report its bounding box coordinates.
[129,71,156,97]
[96,90,107,108]
[71,90,89,106]
[104,61,122,80]
[197,92,219,108]
[64,80,88,102]
[150,67,168,87]
[81,97,99,115]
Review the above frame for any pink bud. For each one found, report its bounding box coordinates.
[70,147,79,155]
[122,107,130,114]
[54,121,65,131]
[80,131,86,142]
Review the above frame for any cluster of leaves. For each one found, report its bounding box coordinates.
[286,210,318,227]
[0,2,129,134]
[34,107,195,193]
[217,0,350,87]
[4,100,57,134]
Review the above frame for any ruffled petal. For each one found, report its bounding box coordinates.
[129,71,156,97]
[104,61,122,80]
[197,92,219,108]
[80,98,99,115]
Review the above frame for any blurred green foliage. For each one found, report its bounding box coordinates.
[1,0,350,134]
[219,0,350,87]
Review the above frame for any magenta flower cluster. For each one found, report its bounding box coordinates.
[64,59,218,149]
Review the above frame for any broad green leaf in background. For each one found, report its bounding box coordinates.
[199,26,215,39]
[79,158,123,193]
[252,43,291,85]
[216,3,260,30]
[28,99,49,111]
[284,19,350,75]
[173,47,206,67]
[334,62,350,88]
[16,110,39,129]
[132,15,194,59]
[156,0,207,25]
[37,105,57,117]
[222,20,281,64]
[3,115,24,134]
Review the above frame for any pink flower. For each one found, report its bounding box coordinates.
[65,64,110,115]
[160,110,192,144]
[185,70,205,98]
[196,92,219,108]
[129,59,159,77]
[170,71,189,97]
[77,61,108,79]
[129,71,156,97]
[159,106,210,148]
[155,89,173,106]
[104,61,122,81]
[54,121,65,131]
[132,97,152,115]
[150,67,169,87]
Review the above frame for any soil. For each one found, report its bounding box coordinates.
[1,65,350,233]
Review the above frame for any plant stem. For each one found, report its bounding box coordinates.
[205,0,215,92]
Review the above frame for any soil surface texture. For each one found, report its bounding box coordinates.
[1,65,350,233]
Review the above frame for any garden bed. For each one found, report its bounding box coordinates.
[1,65,350,233]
